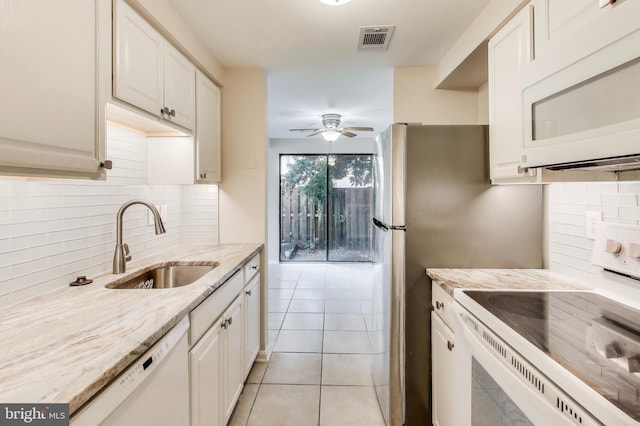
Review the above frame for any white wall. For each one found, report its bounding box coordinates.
[394,66,480,125]
[546,181,640,281]
[219,68,267,245]
[0,123,218,307]
[266,138,376,264]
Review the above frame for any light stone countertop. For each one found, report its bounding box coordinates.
[0,243,262,414]
[426,268,591,296]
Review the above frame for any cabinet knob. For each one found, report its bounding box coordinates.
[100,160,113,170]
[246,290,252,296]
[200,172,207,179]
[447,341,454,351]
[435,301,444,310]
[251,265,258,270]
[228,317,233,327]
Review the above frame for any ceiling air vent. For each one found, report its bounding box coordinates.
[358,25,395,50]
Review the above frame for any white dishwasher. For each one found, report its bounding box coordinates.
[71,316,190,426]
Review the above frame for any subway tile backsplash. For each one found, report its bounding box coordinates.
[0,124,218,307]
[547,182,639,281]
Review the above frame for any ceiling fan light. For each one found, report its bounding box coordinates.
[319,0,352,5]
[322,131,341,142]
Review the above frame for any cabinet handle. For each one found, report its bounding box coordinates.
[161,107,176,117]
[435,301,444,310]
[246,290,252,296]
[447,341,454,351]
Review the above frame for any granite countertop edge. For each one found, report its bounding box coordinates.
[0,242,263,414]
[426,268,592,296]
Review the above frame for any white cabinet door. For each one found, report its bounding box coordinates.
[533,0,607,57]
[113,0,164,120]
[0,0,107,179]
[113,0,195,132]
[431,312,456,426]
[243,273,261,378]
[164,45,196,130]
[488,4,538,183]
[195,71,222,183]
[190,316,223,426]
[222,296,245,424]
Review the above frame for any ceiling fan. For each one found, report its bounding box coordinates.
[289,113,374,142]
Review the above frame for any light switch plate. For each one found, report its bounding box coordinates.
[586,211,603,239]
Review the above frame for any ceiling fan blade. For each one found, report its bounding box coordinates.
[343,126,374,132]
[307,130,326,137]
[289,128,322,132]
[341,130,356,138]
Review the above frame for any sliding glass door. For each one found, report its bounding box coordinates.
[279,154,373,262]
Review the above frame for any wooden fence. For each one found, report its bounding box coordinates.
[280,187,373,260]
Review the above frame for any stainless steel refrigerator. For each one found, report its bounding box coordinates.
[370,124,543,426]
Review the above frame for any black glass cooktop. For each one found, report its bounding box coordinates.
[463,290,640,422]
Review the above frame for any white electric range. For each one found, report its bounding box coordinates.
[454,222,640,425]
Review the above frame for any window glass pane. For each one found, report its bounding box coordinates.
[327,154,374,262]
[279,155,327,262]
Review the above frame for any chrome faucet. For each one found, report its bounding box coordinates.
[113,200,166,274]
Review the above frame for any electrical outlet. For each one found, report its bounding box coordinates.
[585,211,602,239]
[148,205,166,226]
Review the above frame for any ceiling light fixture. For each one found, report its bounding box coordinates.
[319,0,352,6]
[322,131,341,142]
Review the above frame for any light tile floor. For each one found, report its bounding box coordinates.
[229,263,385,426]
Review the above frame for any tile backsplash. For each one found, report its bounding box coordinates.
[547,181,640,281]
[0,124,218,307]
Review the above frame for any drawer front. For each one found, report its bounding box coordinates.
[190,271,243,347]
[432,281,456,332]
[243,253,260,284]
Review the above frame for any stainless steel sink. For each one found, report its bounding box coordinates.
[106,262,219,289]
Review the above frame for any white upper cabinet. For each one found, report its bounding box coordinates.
[114,0,195,131]
[528,0,640,85]
[164,45,197,130]
[195,71,222,183]
[533,0,604,57]
[113,0,164,121]
[0,0,108,179]
[488,4,537,183]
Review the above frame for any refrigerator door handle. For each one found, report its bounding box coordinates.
[373,217,406,232]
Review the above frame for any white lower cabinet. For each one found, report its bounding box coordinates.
[222,297,245,423]
[243,273,261,378]
[431,282,457,426]
[431,312,456,426]
[189,252,262,426]
[190,295,244,426]
[189,315,223,426]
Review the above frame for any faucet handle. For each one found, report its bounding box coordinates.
[123,243,132,262]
